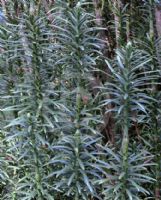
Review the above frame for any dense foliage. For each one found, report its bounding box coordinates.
[0,0,160,199]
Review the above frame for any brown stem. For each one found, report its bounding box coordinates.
[93,0,102,26]
[155,5,161,36]
[93,0,115,144]
[93,0,105,48]
[113,0,123,47]
[42,0,55,23]
[1,0,6,15]
[155,5,161,68]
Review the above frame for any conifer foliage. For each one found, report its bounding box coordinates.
[0,0,160,200]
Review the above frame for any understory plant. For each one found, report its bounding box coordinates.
[98,43,158,199]
[0,1,68,199]
[0,0,160,199]
[47,2,105,199]
[0,1,104,199]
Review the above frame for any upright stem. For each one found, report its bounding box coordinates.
[93,0,102,27]
[28,116,43,200]
[74,85,83,200]
[121,97,130,199]
[27,11,44,199]
[126,7,130,43]
[34,147,43,199]
[149,0,155,39]
[155,3,161,65]
[1,0,7,16]
[150,1,161,198]
[113,0,122,47]
[155,3,161,36]
[93,0,109,52]
[154,128,161,200]
[76,86,82,125]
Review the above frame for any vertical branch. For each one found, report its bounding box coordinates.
[155,4,161,36]
[93,0,115,144]
[121,96,130,199]
[1,0,7,16]
[114,0,120,47]
[149,0,155,39]
[155,3,161,66]
[126,14,130,42]
[147,3,161,198]
[42,0,55,23]
[93,0,102,26]
[93,0,108,50]
[113,0,123,47]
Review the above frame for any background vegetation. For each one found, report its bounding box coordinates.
[0,0,160,199]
